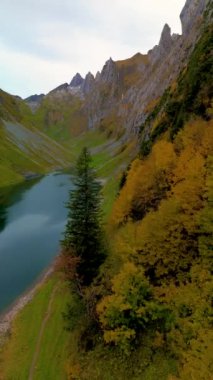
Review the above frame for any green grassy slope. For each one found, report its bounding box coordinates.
[0,131,136,380]
[27,92,87,142]
[0,90,75,188]
[116,52,149,91]
[1,8,211,380]
[0,119,72,188]
[0,276,71,380]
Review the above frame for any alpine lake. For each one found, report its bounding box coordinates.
[0,172,73,313]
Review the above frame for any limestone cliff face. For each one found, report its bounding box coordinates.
[79,0,209,135]
[116,0,210,134]
[70,73,84,87]
[25,0,209,137]
[99,58,119,84]
[149,24,174,64]
[83,58,121,129]
[81,72,95,95]
[180,0,208,35]
[118,24,184,133]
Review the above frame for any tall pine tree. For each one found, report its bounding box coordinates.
[62,147,106,286]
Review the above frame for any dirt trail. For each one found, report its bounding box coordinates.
[28,285,58,380]
[0,266,54,342]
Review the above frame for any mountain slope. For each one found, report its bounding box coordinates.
[0,1,212,378]
[25,0,210,146]
[63,2,213,378]
[62,4,212,377]
[0,90,71,187]
[30,90,87,141]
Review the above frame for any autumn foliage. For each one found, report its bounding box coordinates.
[97,118,213,378]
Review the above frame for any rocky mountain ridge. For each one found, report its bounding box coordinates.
[24,0,210,138]
[24,93,45,112]
[0,89,71,187]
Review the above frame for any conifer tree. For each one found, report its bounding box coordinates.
[62,147,106,286]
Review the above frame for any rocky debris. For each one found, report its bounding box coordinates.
[70,73,84,87]
[3,120,67,166]
[81,72,95,94]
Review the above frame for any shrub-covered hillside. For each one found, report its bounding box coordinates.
[0,90,74,187]
[63,15,213,380]
[0,2,212,379]
[102,117,213,378]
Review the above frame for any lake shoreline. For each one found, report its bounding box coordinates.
[0,171,73,344]
[0,260,56,341]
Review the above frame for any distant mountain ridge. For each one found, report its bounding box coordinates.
[24,0,210,139]
[0,0,211,188]
[0,89,71,187]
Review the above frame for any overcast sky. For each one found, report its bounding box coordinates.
[0,0,186,98]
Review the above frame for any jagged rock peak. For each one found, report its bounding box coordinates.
[85,71,95,80]
[25,93,45,112]
[48,83,69,94]
[148,23,174,63]
[70,73,84,87]
[81,72,95,94]
[180,0,208,35]
[95,71,101,82]
[25,94,45,102]
[100,57,118,83]
[159,24,173,51]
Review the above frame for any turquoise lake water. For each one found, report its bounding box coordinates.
[0,173,73,313]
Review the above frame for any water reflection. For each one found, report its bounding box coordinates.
[0,173,73,312]
[0,177,41,233]
[0,204,7,232]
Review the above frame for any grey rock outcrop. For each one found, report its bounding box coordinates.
[148,24,174,64]
[81,72,95,95]
[27,0,209,137]
[116,0,209,134]
[100,58,119,84]
[158,24,173,52]
[49,83,69,94]
[25,93,45,112]
[81,0,208,132]
[95,71,101,82]
[25,94,45,103]
[180,0,208,35]
[70,73,84,87]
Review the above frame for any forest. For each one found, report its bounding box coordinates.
[59,21,213,379]
[0,2,212,379]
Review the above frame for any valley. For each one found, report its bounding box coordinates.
[0,0,212,379]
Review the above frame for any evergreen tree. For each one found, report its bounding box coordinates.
[62,147,106,286]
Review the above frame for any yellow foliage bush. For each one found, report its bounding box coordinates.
[105,118,213,372]
[97,263,173,349]
[110,140,176,226]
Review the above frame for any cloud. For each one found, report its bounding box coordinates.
[0,0,186,97]
[0,43,75,96]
